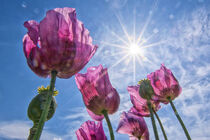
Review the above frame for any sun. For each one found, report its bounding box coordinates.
[96,3,166,83]
[128,43,139,55]
[128,43,144,56]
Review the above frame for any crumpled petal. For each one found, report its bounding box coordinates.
[147,64,182,104]
[116,112,149,140]
[23,35,50,77]
[24,20,39,45]
[76,120,107,140]
[23,7,97,78]
[87,108,104,121]
[75,65,120,116]
[127,85,160,117]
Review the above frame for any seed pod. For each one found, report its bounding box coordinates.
[27,86,57,123]
[138,79,154,100]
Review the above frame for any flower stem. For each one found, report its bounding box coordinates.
[147,100,159,140]
[28,122,39,140]
[152,108,168,140]
[168,97,191,140]
[33,70,57,140]
[102,110,115,140]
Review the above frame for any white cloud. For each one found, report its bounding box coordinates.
[0,121,61,140]
[61,107,91,139]
[21,2,27,8]
[0,121,30,139]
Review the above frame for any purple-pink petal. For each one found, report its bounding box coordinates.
[23,35,50,77]
[127,85,160,117]
[23,7,97,78]
[75,65,120,116]
[147,64,182,104]
[116,112,149,140]
[76,120,107,140]
[24,20,39,45]
[127,85,141,100]
[87,108,104,121]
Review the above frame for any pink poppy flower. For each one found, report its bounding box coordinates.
[127,85,160,117]
[76,120,107,140]
[75,65,120,117]
[116,112,149,140]
[147,64,182,104]
[23,7,97,78]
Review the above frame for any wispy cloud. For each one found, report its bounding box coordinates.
[105,0,128,9]
[155,7,210,140]
[61,107,91,139]
[64,6,210,140]
[21,2,27,8]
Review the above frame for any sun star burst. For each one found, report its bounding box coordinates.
[97,3,166,83]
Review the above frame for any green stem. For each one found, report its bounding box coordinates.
[28,122,39,140]
[147,100,159,140]
[153,108,168,140]
[33,71,57,140]
[168,97,191,140]
[102,110,115,140]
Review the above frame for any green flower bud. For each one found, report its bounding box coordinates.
[138,79,154,100]
[27,86,57,123]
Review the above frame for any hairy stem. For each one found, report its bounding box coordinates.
[33,71,57,140]
[28,122,38,140]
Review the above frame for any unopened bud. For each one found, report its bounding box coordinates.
[27,86,57,123]
[138,79,154,100]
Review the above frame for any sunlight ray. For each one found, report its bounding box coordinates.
[124,55,132,66]
[110,30,130,46]
[138,33,155,46]
[135,55,148,74]
[136,14,152,44]
[103,25,130,46]
[103,51,127,58]
[115,13,132,43]
[138,54,146,62]
[137,54,153,65]
[141,40,167,49]
[136,55,144,67]
[97,40,127,49]
[136,0,159,44]
[132,56,136,83]
[144,57,153,64]
[99,0,161,84]
[108,54,130,70]
[133,8,136,42]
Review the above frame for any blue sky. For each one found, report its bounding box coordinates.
[0,0,210,139]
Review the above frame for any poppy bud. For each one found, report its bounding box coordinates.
[27,86,57,123]
[138,79,154,100]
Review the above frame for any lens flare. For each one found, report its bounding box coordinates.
[96,1,166,83]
